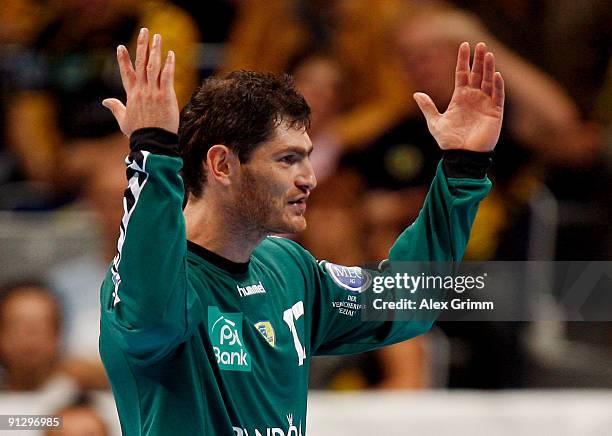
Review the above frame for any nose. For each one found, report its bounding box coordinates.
[296,159,317,192]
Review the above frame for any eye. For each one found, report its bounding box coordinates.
[280,154,300,164]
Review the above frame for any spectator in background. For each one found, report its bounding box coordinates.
[224,0,413,151]
[447,0,610,117]
[350,3,599,262]
[5,0,199,206]
[396,4,600,167]
[0,282,106,392]
[46,150,126,367]
[367,3,603,387]
[0,0,57,188]
[1,0,200,380]
[3,0,198,388]
[447,0,611,263]
[46,394,109,436]
[0,282,77,393]
[42,150,140,390]
[1,0,199,386]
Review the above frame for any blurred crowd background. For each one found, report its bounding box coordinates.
[0,0,610,434]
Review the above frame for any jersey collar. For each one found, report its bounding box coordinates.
[187,240,250,274]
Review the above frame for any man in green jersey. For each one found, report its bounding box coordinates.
[100,28,504,435]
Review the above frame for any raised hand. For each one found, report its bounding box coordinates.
[414,42,504,152]
[102,28,179,136]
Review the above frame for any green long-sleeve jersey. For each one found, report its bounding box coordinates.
[99,128,492,435]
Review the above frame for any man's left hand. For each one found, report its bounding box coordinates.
[414,42,504,152]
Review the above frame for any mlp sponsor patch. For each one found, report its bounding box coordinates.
[208,306,251,372]
[254,321,276,347]
[323,261,372,294]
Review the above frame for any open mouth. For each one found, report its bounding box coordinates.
[288,197,307,214]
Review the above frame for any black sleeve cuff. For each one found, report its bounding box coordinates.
[442,149,493,179]
[130,127,179,157]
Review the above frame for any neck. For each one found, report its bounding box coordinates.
[185,194,264,263]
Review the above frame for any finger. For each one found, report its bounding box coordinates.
[470,42,486,88]
[102,98,126,124]
[116,45,136,91]
[481,52,495,96]
[160,50,175,90]
[413,92,440,124]
[147,34,162,87]
[492,72,505,109]
[455,42,470,88]
[134,27,149,83]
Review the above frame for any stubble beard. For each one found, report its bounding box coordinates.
[230,168,305,238]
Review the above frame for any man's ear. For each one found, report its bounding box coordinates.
[206,145,238,186]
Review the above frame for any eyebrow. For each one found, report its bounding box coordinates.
[279,145,314,156]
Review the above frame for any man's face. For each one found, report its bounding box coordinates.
[0,288,60,376]
[231,124,317,235]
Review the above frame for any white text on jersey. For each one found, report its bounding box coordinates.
[237,281,267,297]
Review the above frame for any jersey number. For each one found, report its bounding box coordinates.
[283,301,306,366]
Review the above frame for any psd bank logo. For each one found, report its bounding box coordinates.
[208,306,251,372]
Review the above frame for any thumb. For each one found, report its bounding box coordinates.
[102,98,126,126]
[413,92,440,124]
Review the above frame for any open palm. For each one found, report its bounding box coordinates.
[415,42,505,152]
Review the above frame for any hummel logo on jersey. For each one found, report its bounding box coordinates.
[236,281,266,297]
[208,307,251,372]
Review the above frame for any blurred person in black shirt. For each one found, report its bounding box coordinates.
[5,0,198,207]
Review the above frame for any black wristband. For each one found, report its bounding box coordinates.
[130,128,179,157]
[442,149,494,179]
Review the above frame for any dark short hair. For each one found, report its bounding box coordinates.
[179,71,311,198]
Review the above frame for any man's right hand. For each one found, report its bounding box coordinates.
[102,28,179,136]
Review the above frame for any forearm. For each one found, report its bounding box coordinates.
[389,151,493,262]
[110,128,186,323]
[313,152,492,356]
[102,128,198,363]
